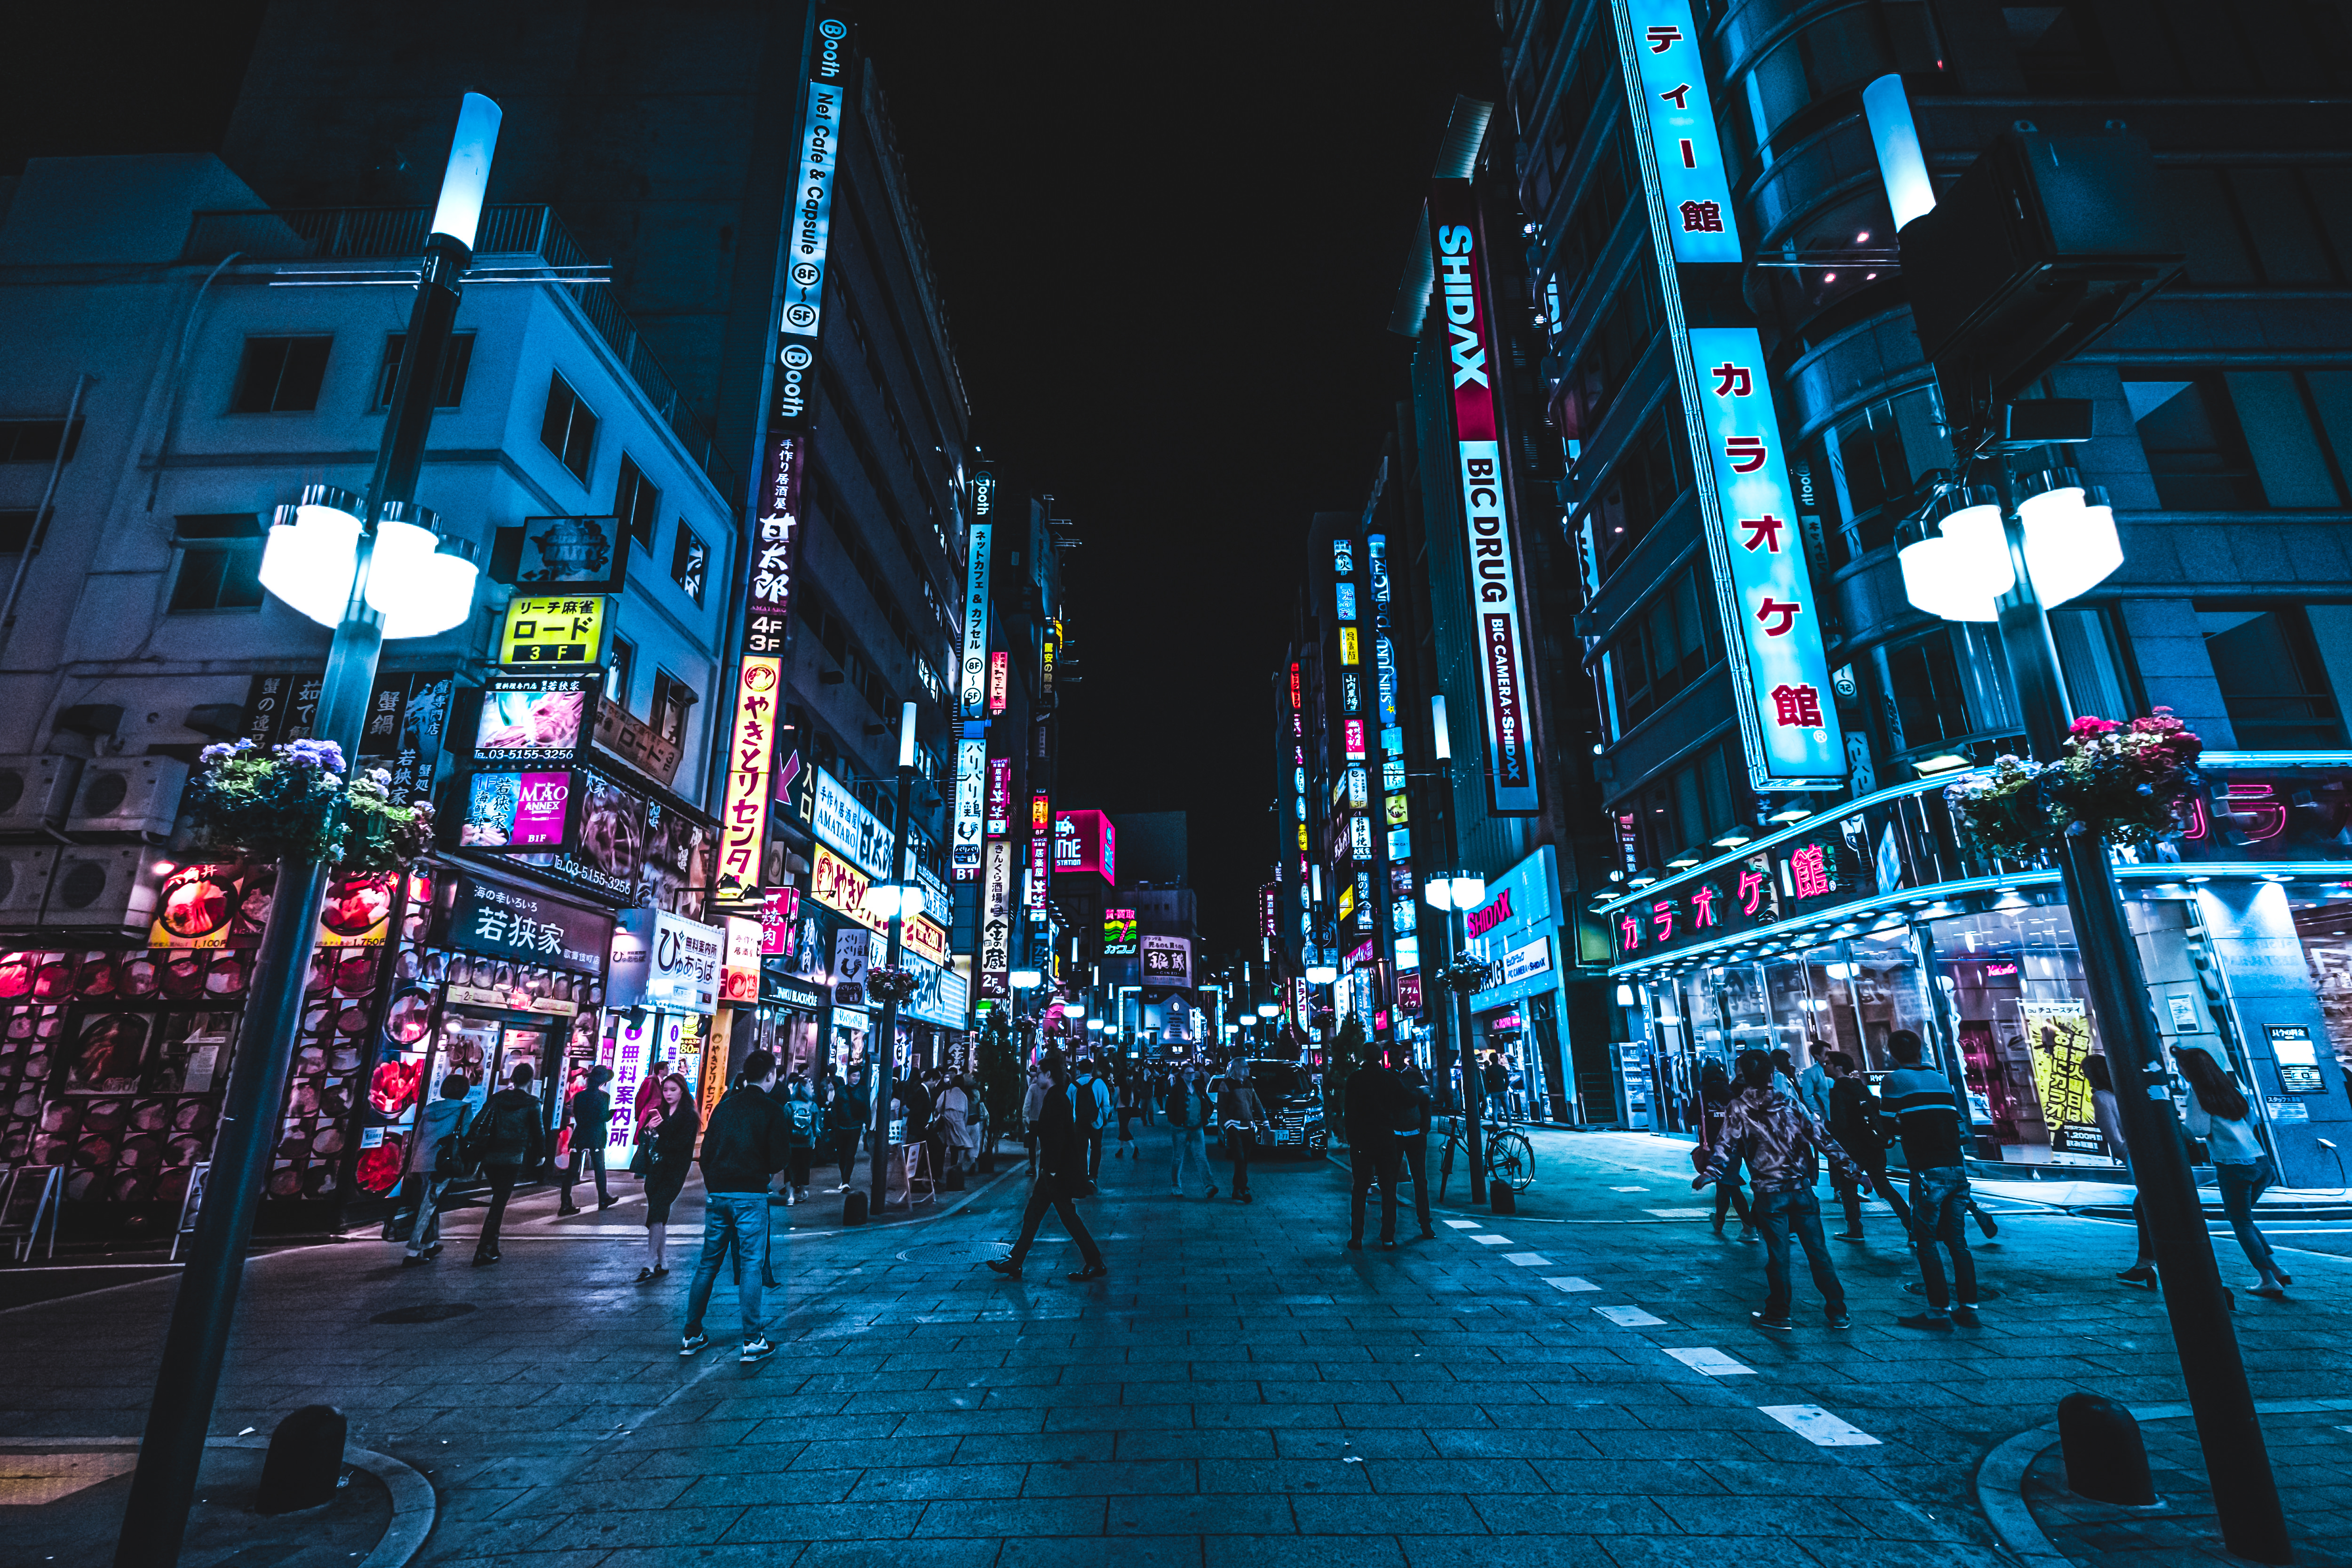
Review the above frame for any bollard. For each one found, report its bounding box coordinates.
[842,1189,868,1226]
[255,1404,346,1514]
[2058,1392,2156,1505]
[1490,1182,1516,1216]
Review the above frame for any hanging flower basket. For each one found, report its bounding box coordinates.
[865,965,918,1004]
[183,740,434,872]
[1434,955,1496,995]
[1947,709,2204,859]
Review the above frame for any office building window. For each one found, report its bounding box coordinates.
[374,332,476,410]
[230,336,332,413]
[2126,375,2264,510]
[652,671,697,749]
[606,636,636,716]
[167,516,267,614]
[1605,565,1722,733]
[0,422,83,464]
[614,455,660,550]
[669,522,707,607]
[2198,603,2345,748]
[539,371,597,481]
[0,510,47,553]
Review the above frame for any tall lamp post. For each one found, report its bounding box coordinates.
[115,94,497,1568]
[866,701,922,1218]
[1878,92,2286,1560]
[1420,695,1487,1204]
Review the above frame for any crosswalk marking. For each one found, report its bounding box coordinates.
[1758,1405,1882,1447]
[1593,1305,1664,1327]
[1469,1234,1510,1246]
[1442,1219,1481,1230]
[1662,1346,1754,1377]
[1645,1208,1713,1218]
[1502,1252,1551,1266]
[1543,1277,1599,1292]
[1609,1186,1647,1192]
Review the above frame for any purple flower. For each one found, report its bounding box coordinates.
[280,739,347,774]
[198,739,256,765]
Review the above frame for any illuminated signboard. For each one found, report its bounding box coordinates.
[759,885,799,954]
[951,732,986,879]
[1140,934,1192,987]
[1687,327,1845,784]
[1430,184,1539,814]
[473,671,599,767]
[714,656,782,906]
[1103,907,1138,956]
[1343,719,1366,761]
[498,596,608,667]
[722,915,761,1004]
[988,650,1009,716]
[1617,0,1740,265]
[959,515,993,719]
[1339,626,1359,667]
[459,770,570,849]
[985,756,1012,838]
[1041,621,1058,701]
[978,838,1014,998]
[1027,792,1050,909]
[769,9,850,431]
[810,765,896,882]
[1052,809,1116,883]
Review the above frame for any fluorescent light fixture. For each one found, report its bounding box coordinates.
[260,486,364,629]
[897,700,918,770]
[1712,822,1759,849]
[1861,74,1935,231]
[1010,968,1041,988]
[1627,867,1662,889]
[1449,875,1486,908]
[1256,1003,1278,1018]
[1430,693,1451,763]
[1914,752,1971,774]
[1767,800,1812,823]
[2019,482,2122,608]
[429,93,504,251]
[1665,845,1705,869]
[1086,1018,1103,1030]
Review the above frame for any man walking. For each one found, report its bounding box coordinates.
[681,1050,792,1363]
[1165,1063,1216,1199]
[1218,1058,1266,1203]
[1692,1049,1863,1330]
[1345,1044,1412,1250]
[1397,1059,1436,1239]
[985,1052,1107,1281]
[1077,1058,1112,1189]
[1824,1051,1911,1240]
[1023,1058,1051,1170]
[1880,1030,1981,1328]
[558,1064,616,1216]
[467,1064,546,1265]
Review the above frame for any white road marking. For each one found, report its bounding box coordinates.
[1544,1277,1600,1292]
[1662,1346,1755,1377]
[1594,1305,1665,1327]
[1470,1234,1511,1246]
[1442,1219,1481,1230]
[1503,1252,1552,1266]
[1610,1186,1647,1192]
[1759,1405,1882,1447]
[1645,1208,1713,1218]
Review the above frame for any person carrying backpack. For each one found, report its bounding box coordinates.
[468,1064,547,1266]
[781,1076,820,1205]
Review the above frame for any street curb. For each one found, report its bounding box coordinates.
[1973,1397,2352,1564]
[0,1434,436,1568]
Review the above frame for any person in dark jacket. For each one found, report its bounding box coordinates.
[1344,1047,1413,1250]
[559,1064,617,1215]
[1825,1052,1912,1240]
[635,1071,697,1282]
[1692,1060,1756,1240]
[1397,1061,1436,1239]
[842,1064,873,1188]
[984,1053,1106,1281]
[468,1064,547,1266]
[680,1051,791,1363]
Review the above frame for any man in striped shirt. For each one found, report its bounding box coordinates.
[1880,1030,1979,1328]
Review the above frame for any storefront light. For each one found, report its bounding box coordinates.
[1305,961,1339,986]
[1665,845,1705,869]
[1767,801,1812,823]
[1010,968,1041,988]
[1914,752,1971,774]
[1256,1003,1278,1018]
[1614,981,1637,1005]
[1627,867,1662,890]
[1711,822,1759,849]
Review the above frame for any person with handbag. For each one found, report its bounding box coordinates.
[399,1075,471,1266]
[983,1051,1106,1281]
[467,1064,547,1266]
[633,1072,696,1283]
[559,1064,618,1215]
[1217,1059,1267,1204]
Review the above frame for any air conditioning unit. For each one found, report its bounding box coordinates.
[0,845,57,923]
[65,757,190,838]
[45,846,165,932]
[0,755,83,833]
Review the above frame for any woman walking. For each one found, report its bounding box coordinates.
[2179,1049,2291,1299]
[1691,1060,1755,1240]
[398,1075,471,1266]
[1114,1068,1141,1158]
[1825,1052,1911,1240]
[937,1072,975,1174]
[634,1072,697,1284]
[1165,1063,1216,1199]
[2087,1055,2159,1287]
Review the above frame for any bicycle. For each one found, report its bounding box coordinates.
[1435,1115,1535,1198]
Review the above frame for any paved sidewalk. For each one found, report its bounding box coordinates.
[4,1121,2347,1566]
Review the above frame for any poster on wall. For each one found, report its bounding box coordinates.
[2019,1002,2104,1156]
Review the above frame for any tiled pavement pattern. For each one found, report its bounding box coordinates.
[4,1127,2350,1566]
[2024,1409,2352,1566]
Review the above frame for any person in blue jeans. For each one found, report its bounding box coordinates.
[1879,1030,1980,1328]
[2179,1047,2291,1299]
[1692,1049,1863,1330]
[1164,1064,1216,1199]
[681,1050,792,1364]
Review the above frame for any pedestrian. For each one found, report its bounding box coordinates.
[2178,1047,2291,1299]
[1796,1043,1834,1127]
[1825,1052,1911,1240]
[1165,1062,1216,1198]
[1140,1064,1159,1127]
[1346,1043,1411,1250]
[937,1071,974,1175]
[558,1064,617,1215]
[466,1064,546,1266]
[1396,1060,1436,1238]
[781,1075,819,1204]
[1481,1052,1509,1122]
[1114,1068,1141,1158]
[633,1071,696,1283]
[815,1072,854,1192]
[1023,1058,1051,1170]
[398,1074,470,1266]
[1691,1048,1862,1330]
[1691,1060,1756,1240]
[680,1050,792,1363]
[2087,1054,2159,1288]
[846,1062,873,1176]
[984,1052,1108,1281]
[1770,1047,1804,1106]
[1077,1057,1112,1188]
[1218,1057,1267,1203]
[1879,1030,1981,1328]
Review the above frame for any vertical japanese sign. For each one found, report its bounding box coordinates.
[1430,184,1539,814]
[1689,327,1844,780]
[951,731,986,880]
[1027,791,1050,910]
[959,510,992,718]
[770,8,850,428]
[988,651,1009,715]
[985,756,1012,838]
[1619,0,1740,264]
[979,838,1013,999]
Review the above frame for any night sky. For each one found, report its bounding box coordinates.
[8,0,1504,958]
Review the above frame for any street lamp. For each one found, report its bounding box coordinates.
[1010,967,1042,989]
[119,93,501,1568]
[866,700,922,1219]
[1423,693,1486,1202]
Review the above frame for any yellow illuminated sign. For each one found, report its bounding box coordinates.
[809,842,952,966]
[1339,627,1359,666]
[714,656,782,905]
[499,595,609,666]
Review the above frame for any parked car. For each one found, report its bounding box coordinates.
[1210,1059,1326,1159]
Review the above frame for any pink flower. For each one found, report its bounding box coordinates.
[2069,716,2121,740]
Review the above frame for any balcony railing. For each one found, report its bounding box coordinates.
[183,205,731,493]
